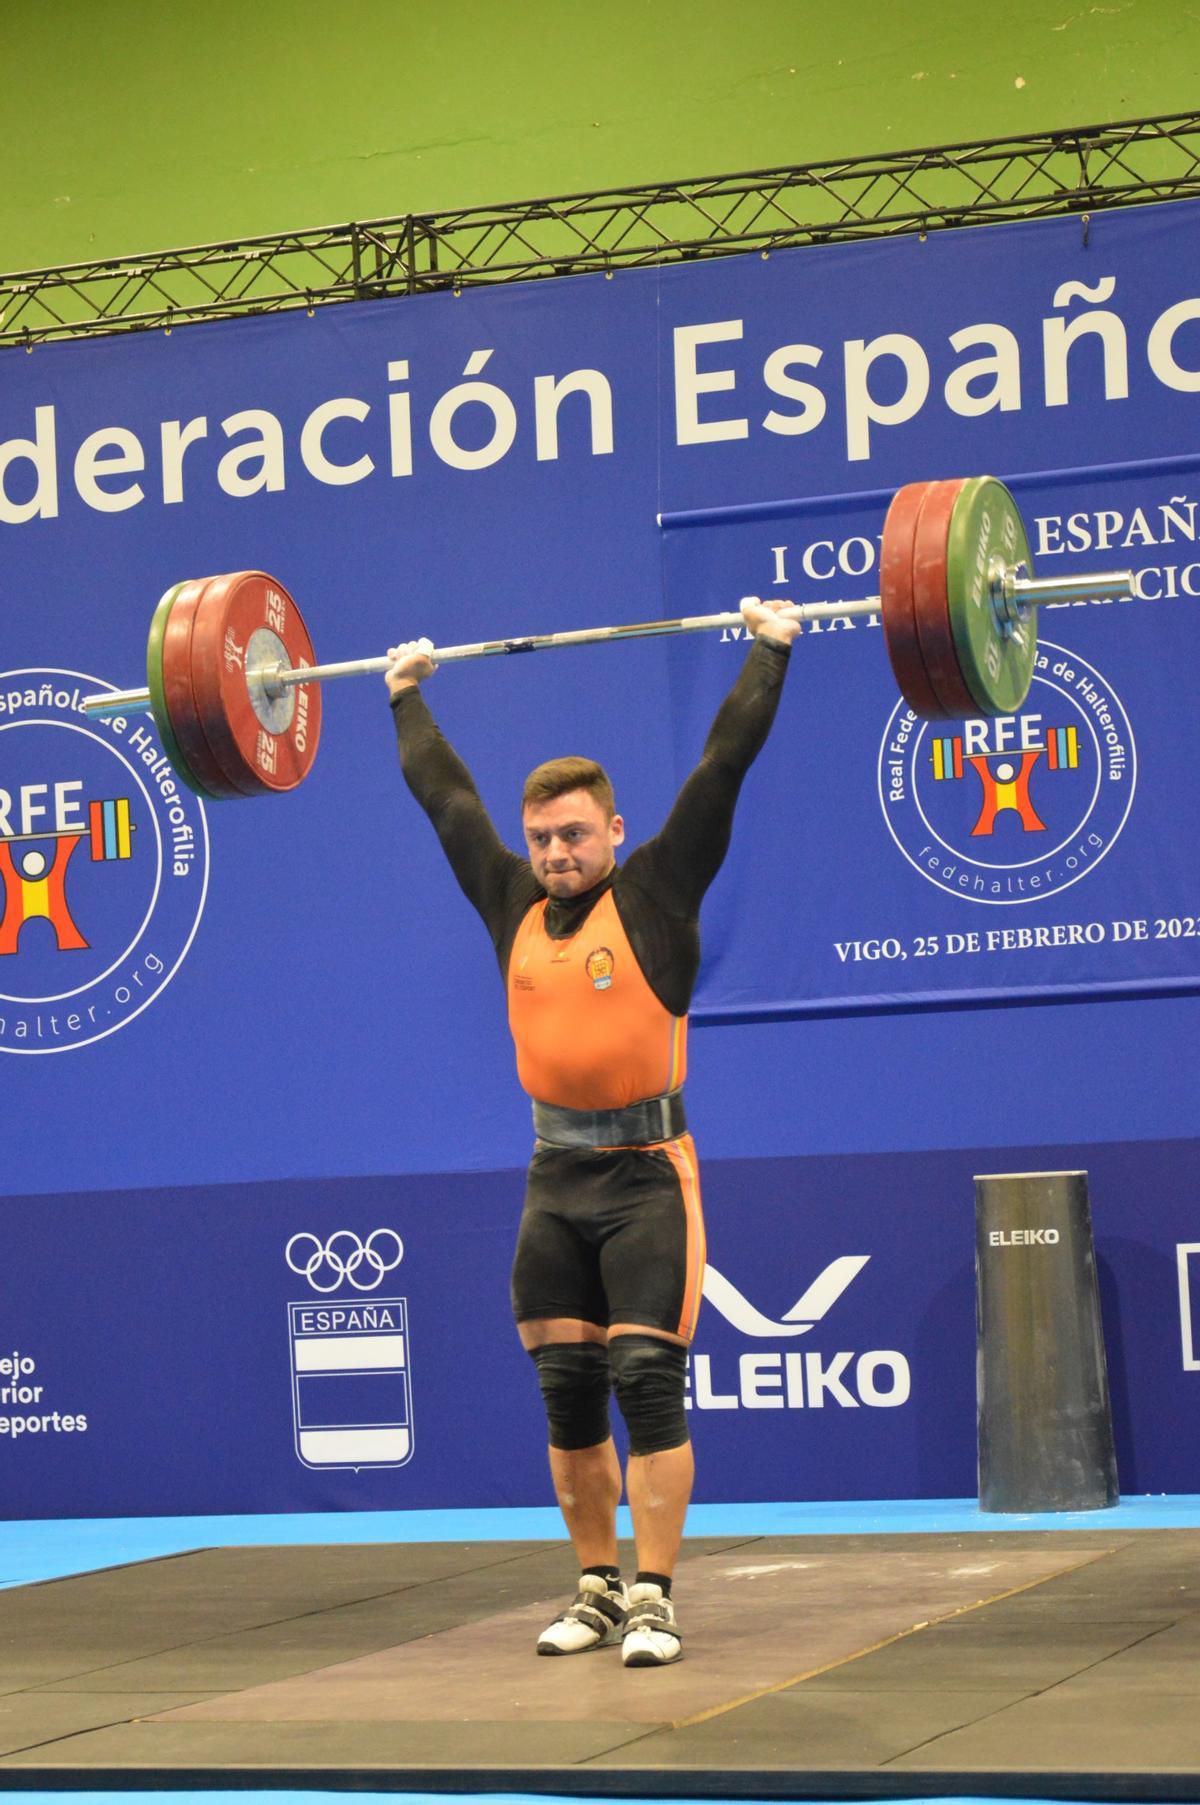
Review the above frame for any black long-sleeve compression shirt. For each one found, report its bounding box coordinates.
[391,635,790,1019]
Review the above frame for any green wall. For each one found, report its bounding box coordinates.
[3,0,1198,272]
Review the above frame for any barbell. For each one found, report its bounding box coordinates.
[81,474,1135,801]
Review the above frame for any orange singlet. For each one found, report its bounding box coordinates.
[507,890,686,1111]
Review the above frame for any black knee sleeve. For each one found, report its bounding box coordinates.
[609,1334,689,1456]
[528,1341,612,1450]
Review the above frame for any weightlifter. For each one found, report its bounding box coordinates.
[385,599,797,1664]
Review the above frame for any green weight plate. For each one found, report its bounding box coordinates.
[944,476,1037,717]
[147,580,223,799]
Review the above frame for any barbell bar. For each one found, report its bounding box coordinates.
[86,595,883,719]
[80,476,1136,801]
[258,568,1123,693]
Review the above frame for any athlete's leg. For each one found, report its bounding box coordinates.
[599,1137,704,1667]
[607,1322,690,1666]
[607,1323,692,1576]
[518,1315,629,1654]
[512,1146,627,1580]
[519,1315,622,1567]
[600,1135,704,1582]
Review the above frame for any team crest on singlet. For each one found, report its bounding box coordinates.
[585,946,615,990]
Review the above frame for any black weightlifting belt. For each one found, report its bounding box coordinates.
[532,1089,687,1149]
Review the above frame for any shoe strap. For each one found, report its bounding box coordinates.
[625,1598,680,1637]
[565,1590,625,1631]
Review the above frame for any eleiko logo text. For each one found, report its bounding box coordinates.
[688,1256,910,1412]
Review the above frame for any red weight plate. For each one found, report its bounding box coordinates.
[160,578,254,799]
[911,478,980,719]
[879,480,949,719]
[189,571,321,796]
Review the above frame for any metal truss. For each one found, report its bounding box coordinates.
[3,112,1200,348]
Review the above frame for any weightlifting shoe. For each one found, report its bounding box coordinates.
[621,1581,682,1665]
[536,1573,629,1655]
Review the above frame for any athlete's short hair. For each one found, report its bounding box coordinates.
[522,756,615,819]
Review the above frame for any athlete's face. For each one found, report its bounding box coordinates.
[522,788,625,899]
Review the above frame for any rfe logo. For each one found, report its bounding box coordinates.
[1,780,134,955]
[0,672,208,1054]
[928,713,1082,838]
[879,642,1135,904]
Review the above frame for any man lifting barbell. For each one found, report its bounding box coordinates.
[384,598,800,1665]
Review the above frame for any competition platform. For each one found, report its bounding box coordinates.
[2,1496,1199,1803]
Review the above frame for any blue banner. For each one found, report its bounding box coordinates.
[663,454,1200,1017]
[3,196,1200,1515]
[3,1138,1198,1517]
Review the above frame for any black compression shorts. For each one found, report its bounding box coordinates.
[510,1133,706,1340]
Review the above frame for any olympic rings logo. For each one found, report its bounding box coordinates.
[285,1229,404,1293]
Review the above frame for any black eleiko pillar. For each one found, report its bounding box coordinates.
[975,1169,1119,1513]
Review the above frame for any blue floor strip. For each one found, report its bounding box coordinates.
[2,1494,1198,1589]
[0,1791,1150,1805]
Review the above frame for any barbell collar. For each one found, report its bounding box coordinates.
[993,563,1134,632]
[1013,568,1133,606]
[83,686,157,720]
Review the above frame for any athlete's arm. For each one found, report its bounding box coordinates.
[387,644,536,949]
[624,603,796,917]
